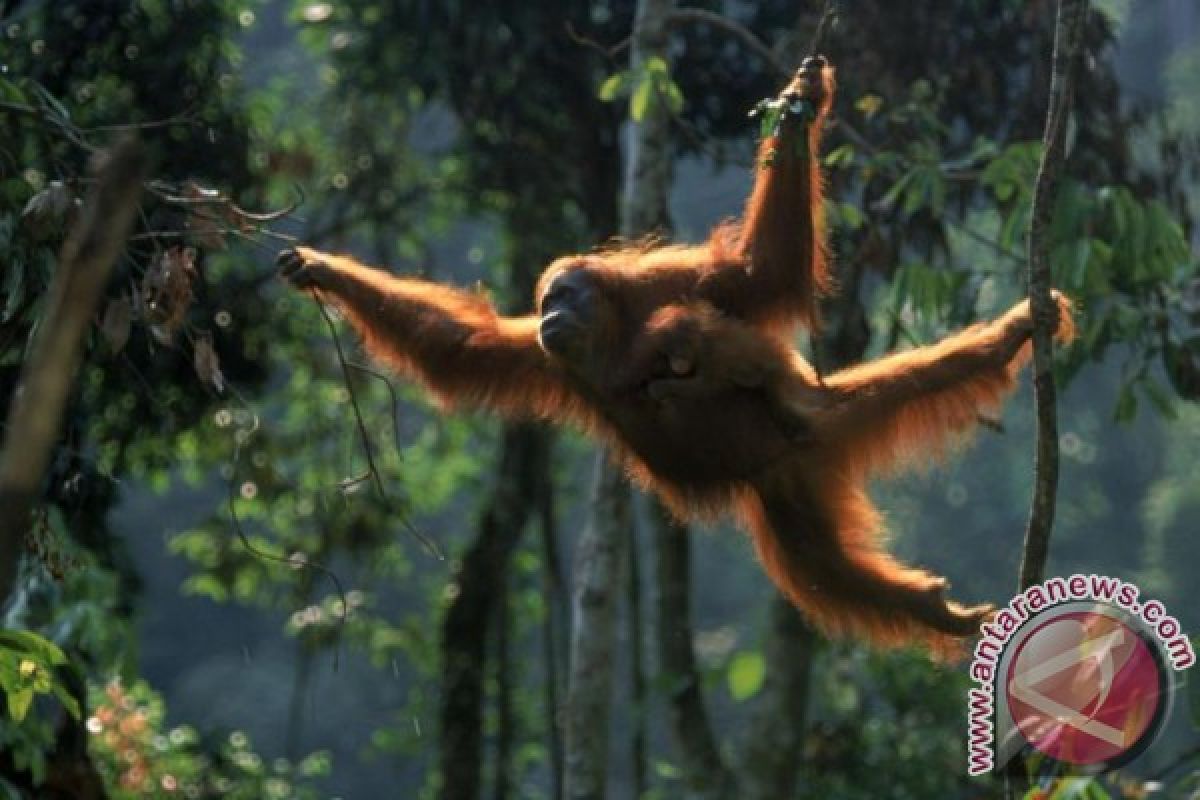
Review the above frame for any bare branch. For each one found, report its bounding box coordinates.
[564,21,630,60]
[667,8,790,76]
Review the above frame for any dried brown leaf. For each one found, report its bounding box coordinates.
[21,181,75,240]
[193,333,225,393]
[141,246,197,344]
[99,295,132,354]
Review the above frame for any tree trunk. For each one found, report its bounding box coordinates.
[0,138,145,607]
[563,0,675,796]
[740,598,818,800]
[651,503,734,799]
[439,424,548,799]
[626,523,647,798]
[564,453,633,800]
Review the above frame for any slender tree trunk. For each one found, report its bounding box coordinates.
[626,522,647,799]
[439,424,548,800]
[651,503,734,799]
[0,139,145,607]
[563,0,675,796]
[493,576,514,800]
[539,478,567,800]
[740,598,818,800]
[564,454,633,800]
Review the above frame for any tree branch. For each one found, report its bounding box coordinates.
[667,8,791,76]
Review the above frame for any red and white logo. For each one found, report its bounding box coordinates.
[965,575,1191,776]
[1005,609,1167,769]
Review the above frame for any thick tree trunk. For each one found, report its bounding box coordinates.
[564,4,676,796]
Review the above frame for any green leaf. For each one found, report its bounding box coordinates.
[630,77,653,122]
[30,82,71,122]
[1141,378,1177,420]
[0,630,68,666]
[182,574,230,602]
[1113,383,1137,423]
[663,81,684,115]
[880,170,915,212]
[643,55,669,77]
[50,684,81,720]
[855,93,883,117]
[7,687,33,721]
[824,143,855,168]
[760,106,783,140]
[840,202,864,231]
[727,650,765,701]
[597,72,628,102]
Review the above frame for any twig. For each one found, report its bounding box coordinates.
[220,384,348,669]
[807,0,838,55]
[311,296,384,498]
[345,359,445,561]
[948,220,1027,265]
[80,109,201,134]
[564,21,629,60]
[128,226,299,245]
[144,180,305,222]
[667,8,790,77]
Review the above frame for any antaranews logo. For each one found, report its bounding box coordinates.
[966,574,1195,776]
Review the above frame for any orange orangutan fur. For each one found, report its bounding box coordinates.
[278,58,1074,657]
[620,296,1074,657]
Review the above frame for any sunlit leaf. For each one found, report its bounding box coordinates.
[630,77,653,122]
[727,650,765,701]
[597,71,628,102]
[7,687,33,721]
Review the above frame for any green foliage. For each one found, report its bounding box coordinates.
[1036,778,1113,800]
[889,262,969,320]
[0,631,77,723]
[800,647,976,799]
[598,56,684,122]
[88,679,329,799]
